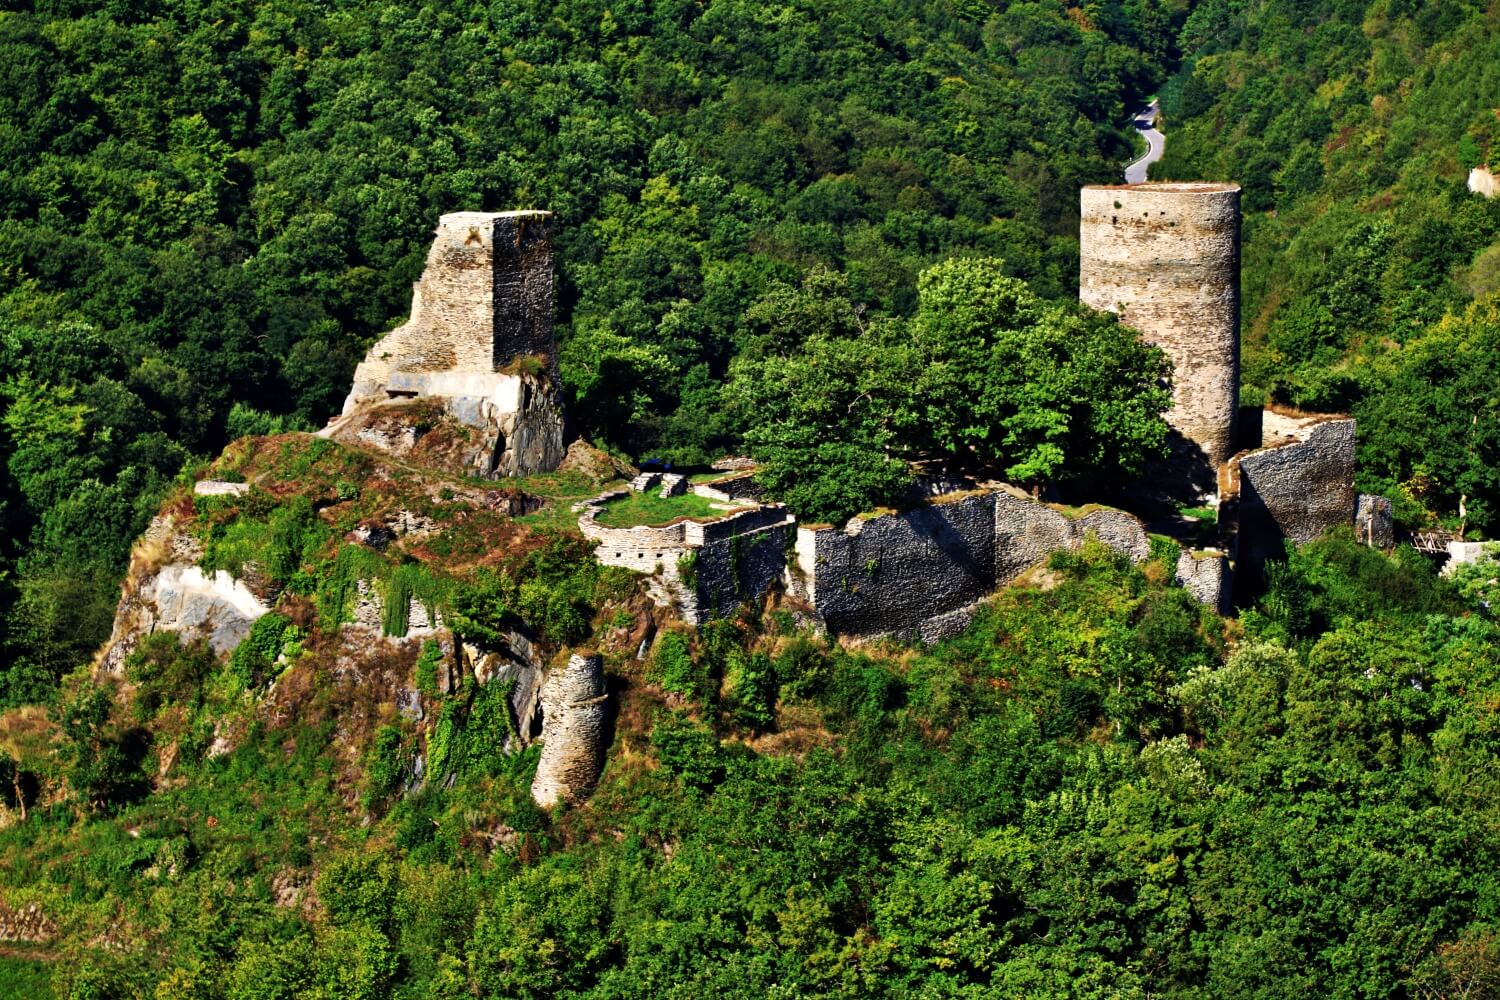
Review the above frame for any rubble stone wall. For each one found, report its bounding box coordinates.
[1229,417,1357,563]
[531,653,610,807]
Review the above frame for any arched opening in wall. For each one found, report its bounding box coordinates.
[386,390,418,400]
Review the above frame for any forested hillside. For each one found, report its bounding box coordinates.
[9,1,1500,998]
[0,0,1184,707]
[1156,0,1500,531]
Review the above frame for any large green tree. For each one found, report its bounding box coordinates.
[730,259,1172,523]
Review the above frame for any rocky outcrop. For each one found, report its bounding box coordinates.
[1470,166,1498,198]
[1355,494,1395,548]
[97,515,268,674]
[531,654,610,807]
[464,632,547,749]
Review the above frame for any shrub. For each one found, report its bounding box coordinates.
[650,631,702,698]
[650,712,725,792]
[228,613,297,690]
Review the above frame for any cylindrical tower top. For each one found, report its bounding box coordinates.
[1079,181,1241,475]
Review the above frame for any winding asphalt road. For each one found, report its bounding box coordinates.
[1125,100,1163,184]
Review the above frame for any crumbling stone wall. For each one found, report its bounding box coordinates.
[793,489,1152,642]
[1176,549,1231,616]
[690,521,796,622]
[0,898,56,943]
[579,500,794,623]
[338,211,563,477]
[1080,182,1241,469]
[1355,494,1395,548]
[1225,417,1357,566]
[531,653,610,807]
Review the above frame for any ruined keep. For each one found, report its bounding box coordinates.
[339,210,565,476]
[1080,182,1242,472]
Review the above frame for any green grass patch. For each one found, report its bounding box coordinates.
[1177,504,1217,522]
[0,953,54,999]
[513,471,626,533]
[593,491,733,528]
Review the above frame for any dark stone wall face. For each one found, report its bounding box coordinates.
[490,214,557,379]
[811,494,1001,640]
[693,525,793,620]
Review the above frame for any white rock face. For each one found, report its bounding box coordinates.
[99,560,269,674]
[1470,167,1498,198]
[531,654,610,807]
[193,480,250,497]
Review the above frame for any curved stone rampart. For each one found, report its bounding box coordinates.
[1080,182,1241,468]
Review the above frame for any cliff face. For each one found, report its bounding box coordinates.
[96,508,268,675]
[86,432,638,813]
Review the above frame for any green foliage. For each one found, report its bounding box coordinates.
[124,631,216,721]
[649,631,703,699]
[414,640,442,699]
[649,712,726,793]
[315,544,388,634]
[722,650,778,731]
[364,725,410,810]
[55,682,143,812]
[227,614,297,691]
[730,260,1172,521]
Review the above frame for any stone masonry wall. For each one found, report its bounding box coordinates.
[1080,183,1241,468]
[793,489,1152,642]
[1227,417,1357,566]
[531,653,610,807]
[691,521,796,622]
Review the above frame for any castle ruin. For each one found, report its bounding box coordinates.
[338,210,565,477]
[1079,182,1242,474]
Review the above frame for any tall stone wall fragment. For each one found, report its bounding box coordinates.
[1175,549,1232,615]
[338,211,563,477]
[1227,417,1357,567]
[531,654,610,807]
[1080,182,1242,471]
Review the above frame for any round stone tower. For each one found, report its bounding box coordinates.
[1079,182,1241,470]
